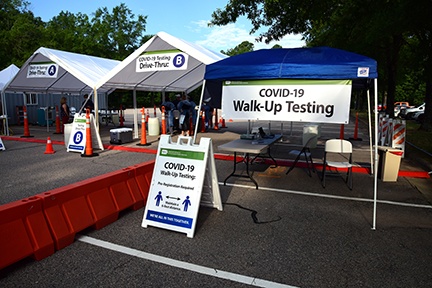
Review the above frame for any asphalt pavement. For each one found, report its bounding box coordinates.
[1,112,432,287]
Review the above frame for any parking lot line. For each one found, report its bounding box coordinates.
[77,235,298,288]
[223,183,432,210]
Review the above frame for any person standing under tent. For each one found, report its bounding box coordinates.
[201,97,213,131]
[160,96,176,134]
[82,94,94,113]
[177,94,192,136]
[172,94,182,131]
[60,97,69,134]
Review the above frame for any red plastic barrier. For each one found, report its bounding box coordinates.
[38,183,95,250]
[133,160,155,204]
[0,160,156,269]
[77,172,120,230]
[108,168,140,212]
[0,197,54,269]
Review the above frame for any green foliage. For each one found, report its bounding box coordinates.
[0,0,44,67]
[210,0,432,131]
[0,1,148,66]
[89,4,147,60]
[221,40,254,56]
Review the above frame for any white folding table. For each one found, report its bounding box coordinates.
[218,134,282,189]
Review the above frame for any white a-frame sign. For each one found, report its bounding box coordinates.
[67,113,104,153]
[142,135,222,238]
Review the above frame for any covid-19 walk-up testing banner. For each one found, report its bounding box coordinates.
[221,79,352,124]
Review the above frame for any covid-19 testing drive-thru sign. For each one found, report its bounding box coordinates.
[136,50,189,72]
[67,113,103,153]
[222,79,352,124]
[142,135,222,238]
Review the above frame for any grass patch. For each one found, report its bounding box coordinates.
[405,121,432,153]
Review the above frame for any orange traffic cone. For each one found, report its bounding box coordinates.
[21,106,34,138]
[44,137,55,154]
[161,106,166,135]
[200,111,206,133]
[81,109,98,157]
[220,115,227,128]
[54,105,62,134]
[213,109,219,130]
[349,112,362,141]
[137,107,150,146]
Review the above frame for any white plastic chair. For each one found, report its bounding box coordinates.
[321,139,353,190]
[286,133,317,177]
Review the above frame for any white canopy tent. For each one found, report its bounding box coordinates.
[98,31,227,137]
[5,47,120,127]
[0,64,20,135]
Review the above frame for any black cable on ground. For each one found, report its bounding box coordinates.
[224,202,282,224]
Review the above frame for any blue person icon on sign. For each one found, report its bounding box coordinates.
[182,196,191,212]
[155,191,163,206]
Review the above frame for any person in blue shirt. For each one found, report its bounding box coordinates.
[177,94,192,136]
[160,96,176,134]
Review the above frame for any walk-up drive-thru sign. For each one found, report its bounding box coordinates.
[142,135,222,238]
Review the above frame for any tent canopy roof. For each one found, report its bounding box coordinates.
[6,47,120,94]
[0,64,19,92]
[99,31,227,93]
[204,46,378,80]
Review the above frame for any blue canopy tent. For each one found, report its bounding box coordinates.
[197,46,380,229]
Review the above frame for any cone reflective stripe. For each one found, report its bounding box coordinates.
[161,106,166,135]
[81,109,98,157]
[54,105,62,134]
[44,137,55,154]
[137,107,150,146]
[21,106,33,138]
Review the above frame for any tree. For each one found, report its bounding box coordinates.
[0,0,44,68]
[89,3,147,60]
[221,40,254,56]
[44,11,92,54]
[210,0,432,130]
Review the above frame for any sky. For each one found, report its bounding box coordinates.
[28,0,305,52]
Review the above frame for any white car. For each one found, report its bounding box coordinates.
[399,103,425,119]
